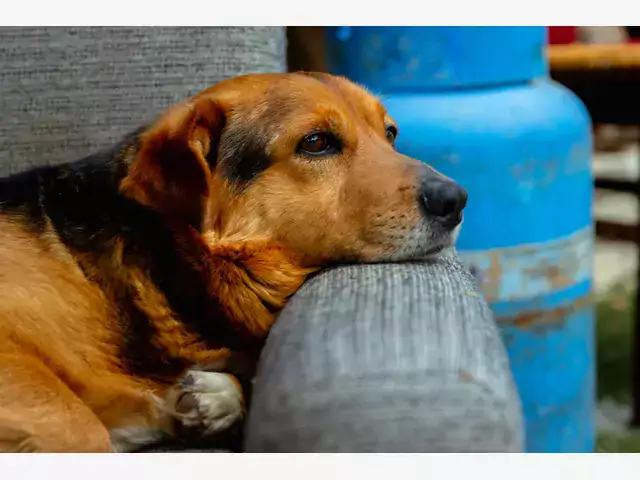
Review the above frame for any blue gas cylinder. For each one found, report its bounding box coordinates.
[326,26,595,453]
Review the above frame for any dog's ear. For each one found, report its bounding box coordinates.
[120,97,225,229]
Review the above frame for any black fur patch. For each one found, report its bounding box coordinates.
[219,125,272,186]
[0,167,47,233]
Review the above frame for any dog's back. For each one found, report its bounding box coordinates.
[0,214,132,452]
[0,151,192,452]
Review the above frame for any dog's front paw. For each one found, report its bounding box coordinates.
[170,371,245,439]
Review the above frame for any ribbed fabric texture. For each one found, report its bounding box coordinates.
[245,254,524,452]
[0,27,286,175]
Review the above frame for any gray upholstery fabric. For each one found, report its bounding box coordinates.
[0,27,286,175]
[245,253,524,452]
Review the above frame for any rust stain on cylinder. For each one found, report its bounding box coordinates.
[499,294,593,328]
[521,257,582,291]
[482,251,503,302]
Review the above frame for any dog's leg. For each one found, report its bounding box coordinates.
[108,349,257,452]
[0,354,112,453]
[108,370,246,452]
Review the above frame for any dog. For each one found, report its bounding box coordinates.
[0,72,467,452]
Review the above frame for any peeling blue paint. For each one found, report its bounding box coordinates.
[460,227,594,303]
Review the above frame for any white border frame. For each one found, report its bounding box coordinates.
[2,0,637,27]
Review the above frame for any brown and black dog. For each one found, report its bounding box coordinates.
[0,72,467,453]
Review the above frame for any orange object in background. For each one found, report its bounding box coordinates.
[548,27,576,45]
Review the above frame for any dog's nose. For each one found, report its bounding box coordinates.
[418,173,468,228]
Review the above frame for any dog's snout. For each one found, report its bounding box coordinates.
[418,173,468,228]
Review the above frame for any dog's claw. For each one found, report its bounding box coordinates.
[179,373,196,389]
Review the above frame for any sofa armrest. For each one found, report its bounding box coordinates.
[244,253,524,452]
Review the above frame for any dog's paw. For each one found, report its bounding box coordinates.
[171,371,245,438]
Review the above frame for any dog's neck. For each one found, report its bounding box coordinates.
[2,130,312,380]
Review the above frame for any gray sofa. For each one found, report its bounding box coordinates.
[246,256,523,452]
[0,26,524,452]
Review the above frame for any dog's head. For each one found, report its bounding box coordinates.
[122,72,467,267]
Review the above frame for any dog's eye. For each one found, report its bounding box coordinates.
[386,125,398,145]
[298,132,337,156]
